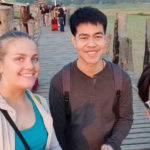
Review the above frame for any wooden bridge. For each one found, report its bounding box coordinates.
[35,25,150,150]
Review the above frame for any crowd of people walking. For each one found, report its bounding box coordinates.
[40,3,67,32]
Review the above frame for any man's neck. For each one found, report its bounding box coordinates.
[77,59,105,78]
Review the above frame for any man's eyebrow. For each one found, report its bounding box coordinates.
[95,31,104,35]
[78,32,104,37]
[78,33,88,36]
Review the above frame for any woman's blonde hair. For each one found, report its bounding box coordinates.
[0,30,35,61]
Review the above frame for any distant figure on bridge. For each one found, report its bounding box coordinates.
[45,5,51,27]
[49,7,133,150]
[29,13,34,20]
[57,4,64,32]
[51,6,58,31]
[40,3,46,26]
[0,31,62,150]
[138,63,150,119]
[62,3,67,26]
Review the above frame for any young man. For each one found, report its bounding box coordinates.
[62,3,67,26]
[49,7,133,150]
[40,3,46,26]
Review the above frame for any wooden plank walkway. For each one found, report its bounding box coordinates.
[35,25,150,150]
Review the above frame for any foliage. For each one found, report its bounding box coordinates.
[133,12,150,16]
[14,10,20,18]
[16,0,35,4]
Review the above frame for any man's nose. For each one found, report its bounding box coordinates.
[87,38,96,47]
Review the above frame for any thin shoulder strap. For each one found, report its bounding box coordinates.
[111,62,123,101]
[0,109,31,150]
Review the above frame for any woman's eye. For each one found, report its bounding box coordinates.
[17,57,24,62]
[32,57,39,62]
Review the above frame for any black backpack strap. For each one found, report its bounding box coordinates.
[0,108,30,150]
[111,63,123,101]
[62,63,71,130]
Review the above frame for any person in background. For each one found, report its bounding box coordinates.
[51,6,58,31]
[40,3,46,26]
[0,30,62,150]
[29,13,34,20]
[49,7,133,150]
[57,4,64,32]
[138,63,150,119]
[45,5,50,27]
[62,3,67,26]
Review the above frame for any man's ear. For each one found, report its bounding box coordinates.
[147,109,150,119]
[0,61,3,74]
[71,34,76,48]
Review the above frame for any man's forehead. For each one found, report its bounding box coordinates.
[76,22,104,35]
[78,32,104,36]
[77,22,103,27]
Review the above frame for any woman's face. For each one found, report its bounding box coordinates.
[0,38,39,90]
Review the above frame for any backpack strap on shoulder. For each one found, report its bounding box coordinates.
[111,63,123,101]
[62,63,71,124]
[62,63,70,103]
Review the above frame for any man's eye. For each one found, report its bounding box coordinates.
[80,37,87,40]
[95,36,102,39]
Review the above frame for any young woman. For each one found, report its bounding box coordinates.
[0,30,62,150]
[50,6,58,31]
[45,5,50,27]
[138,63,150,119]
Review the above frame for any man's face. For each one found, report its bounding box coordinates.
[71,22,106,66]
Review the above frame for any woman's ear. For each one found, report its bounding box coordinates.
[0,61,2,73]
[0,60,4,76]
[147,109,150,119]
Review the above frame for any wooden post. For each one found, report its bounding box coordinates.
[143,19,150,69]
[103,34,111,55]
[20,6,26,33]
[119,37,134,71]
[27,19,35,37]
[113,13,127,64]
[20,5,30,33]
[112,13,134,71]
[0,6,12,36]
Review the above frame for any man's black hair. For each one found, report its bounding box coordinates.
[69,7,107,36]
[138,63,150,104]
